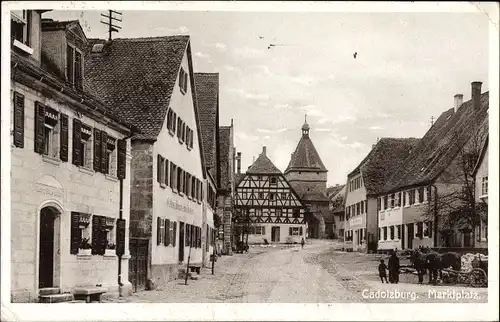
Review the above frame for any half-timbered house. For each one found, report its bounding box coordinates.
[10,12,135,302]
[234,147,306,244]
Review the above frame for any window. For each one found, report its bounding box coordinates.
[397,225,401,239]
[191,176,196,199]
[290,227,301,236]
[258,192,264,199]
[182,123,186,143]
[104,217,116,249]
[356,203,360,215]
[254,226,265,235]
[276,209,282,217]
[269,193,275,201]
[409,189,415,205]
[179,68,188,94]
[383,196,388,210]
[426,186,432,202]
[418,187,424,203]
[158,156,165,185]
[293,209,300,218]
[105,136,117,176]
[481,177,488,196]
[157,218,165,245]
[390,226,395,240]
[360,201,364,214]
[67,44,83,90]
[11,10,29,46]
[170,163,177,189]
[166,109,176,134]
[377,198,381,211]
[396,192,401,207]
[415,222,423,238]
[79,124,93,168]
[383,227,387,240]
[177,168,183,193]
[256,209,262,217]
[402,191,407,206]
[270,177,277,185]
[281,193,287,200]
[177,117,182,141]
[423,221,431,237]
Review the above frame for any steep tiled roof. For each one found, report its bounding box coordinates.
[219,126,231,190]
[285,133,327,173]
[194,73,219,173]
[246,152,282,175]
[11,50,135,133]
[84,36,190,140]
[349,138,420,196]
[382,91,489,194]
[327,184,345,198]
[472,134,488,177]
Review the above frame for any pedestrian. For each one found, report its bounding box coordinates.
[388,250,400,284]
[301,238,305,249]
[378,259,389,283]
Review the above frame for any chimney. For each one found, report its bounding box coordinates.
[453,94,463,112]
[471,81,482,110]
[262,146,267,156]
[236,152,241,174]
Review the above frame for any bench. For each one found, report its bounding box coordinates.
[73,287,106,303]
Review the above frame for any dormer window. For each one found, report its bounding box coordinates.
[179,68,188,94]
[67,44,83,90]
[11,10,29,46]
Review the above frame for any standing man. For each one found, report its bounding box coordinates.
[301,237,305,249]
[388,249,400,284]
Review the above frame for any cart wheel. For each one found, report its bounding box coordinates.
[469,268,487,288]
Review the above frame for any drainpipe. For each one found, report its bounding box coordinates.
[118,132,134,295]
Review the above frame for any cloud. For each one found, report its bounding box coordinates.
[369,125,383,131]
[227,88,269,101]
[214,42,227,51]
[314,128,334,132]
[250,65,273,77]
[233,46,265,58]
[194,52,210,60]
[235,131,259,142]
[290,75,315,86]
[157,25,189,34]
[256,128,288,134]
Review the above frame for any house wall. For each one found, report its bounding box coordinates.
[246,223,306,244]
[148,48,205,287]
[344,174,368,251]
[378,201,403,250]
[202,178,215,267]
[475,144,488,248]
[286,170,327,198]
[29,11,43,63]
[10,81,132,302]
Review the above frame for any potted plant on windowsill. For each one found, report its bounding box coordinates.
[105,243,116,256]
[79,238,92,256]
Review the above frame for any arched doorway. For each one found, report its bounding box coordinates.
[38,206,60,289]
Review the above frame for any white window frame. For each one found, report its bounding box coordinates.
[11,10,30,47]
[106,137,117,176]
[254,226,264,235]
[291,227,300,236]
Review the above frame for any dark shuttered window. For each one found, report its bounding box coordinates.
[72,118,82,166]
[117,139,126,179]
[93,128,101,172]
[116,219,126,256]
[172,222,177,247]
[34,102,45,154]
[59,113,69,161]
[100,131,108,173]
[70,212,80,254]
[164,219,171,246]
[13,92,25,148]
[157,217,162,245]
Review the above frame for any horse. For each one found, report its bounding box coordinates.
[409,248,462,284]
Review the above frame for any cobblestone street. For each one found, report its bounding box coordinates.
[105,240,488,303]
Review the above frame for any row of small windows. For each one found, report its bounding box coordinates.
[345,200,368,220]
[379,221,433,241]
[377,187,431,211]
[12,93,126,178]
[249,226,303,236]
[245,208,301,218]
[349,176,363,192]
[157,154,203,203]
[166,109,194,150]
[240,192,289,200]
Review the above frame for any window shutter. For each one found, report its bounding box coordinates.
[164,219,170,246]
[164,159,169,186]
[262,226,266,235]
[116,219,126,256]
[157,154,161,183]
[157,217,162,245]
[70,212,80,254]
[13,92,25,148]
[91,215,100,255]
[300,227,303,236]
[172,222,177,247]
[198,227,202,248]
[59,113,69,161]
[72,118,82,166]
[100,131,108,174]
[428,221,433,238]
[194,226,198,248]
[289,227,293,236]
[74,51,83,90]
[99,216,107,255]
[186,224,190,247]
[117,139,126,179]
[93,128,101,172]
[67,45,74,83]
[34,102,45,154]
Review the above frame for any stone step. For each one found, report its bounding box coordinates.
[39,293,74,303]
[39,287,60,296]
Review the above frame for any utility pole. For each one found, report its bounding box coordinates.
[100,10,122,41]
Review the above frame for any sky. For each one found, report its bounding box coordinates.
[44,9,490,186]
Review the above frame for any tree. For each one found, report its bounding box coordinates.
[420,128,488,248]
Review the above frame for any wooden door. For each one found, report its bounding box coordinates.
[39,209,55,289]
[271,226,280,242]
[129,238,149,292]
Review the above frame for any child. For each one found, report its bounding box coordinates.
[378,259,389,283]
